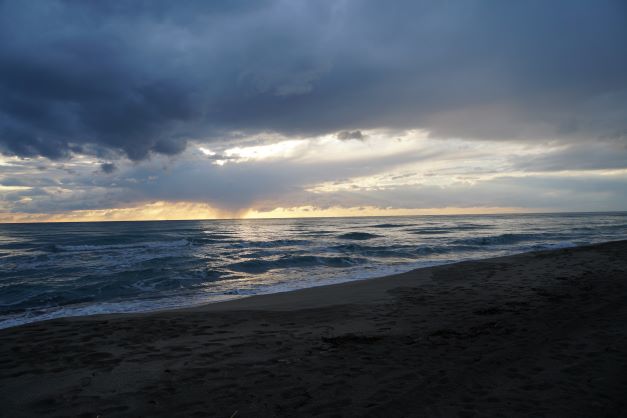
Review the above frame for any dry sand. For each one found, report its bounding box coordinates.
[1,240,627,417]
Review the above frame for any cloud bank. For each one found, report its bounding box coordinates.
[0,0,626,161]
[2,132,627,219]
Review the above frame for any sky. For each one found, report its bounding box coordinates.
[1,0,626,222]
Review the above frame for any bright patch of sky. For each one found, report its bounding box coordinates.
[2,129,626,221]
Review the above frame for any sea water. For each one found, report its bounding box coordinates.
[1,212,626,329]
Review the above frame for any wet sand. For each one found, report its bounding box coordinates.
[1,240,627,417]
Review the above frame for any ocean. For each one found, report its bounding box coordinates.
[1,212,626,329]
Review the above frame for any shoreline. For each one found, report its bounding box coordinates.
[0,241,583,330]
[0,255,447,331]
[2,240,627,416]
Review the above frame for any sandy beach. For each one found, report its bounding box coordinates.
[1,240,626,417]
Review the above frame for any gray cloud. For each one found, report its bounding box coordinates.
[248,174,627,213]
[0,0,626,161]
[337,130,364,141]
[510,142,627,173]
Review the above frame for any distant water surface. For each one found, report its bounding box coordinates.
[1,212,626,328]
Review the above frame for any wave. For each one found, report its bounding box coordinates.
[55,239,190,252]
[407,227,452,235]
[371,223,404,228]
[533,241,578,250]
[331,243,447,258]
[598,223,627,230]
[227,239,311,249]
[188,237,238,246]
[201,233,238,239]
[292,230,335,236]
[227,255,366,274]
[453,233,541,246]
[454,223,492,230]
[338,232,381,240]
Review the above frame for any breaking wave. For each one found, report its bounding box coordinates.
[227,255,367,274]
[330,243,448,258]
[453,233,541,246]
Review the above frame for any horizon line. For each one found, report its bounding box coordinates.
[1,209,626,226]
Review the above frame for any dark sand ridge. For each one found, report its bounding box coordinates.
[1,241,627,417]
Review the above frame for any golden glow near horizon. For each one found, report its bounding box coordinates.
[243,205,537,219]
[0,202,240,223]
[0,200,542,223]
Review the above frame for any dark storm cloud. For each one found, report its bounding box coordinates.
[100,162,117,174]
[0,0,626,161]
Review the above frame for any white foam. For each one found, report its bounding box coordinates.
[0,293,241,330]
